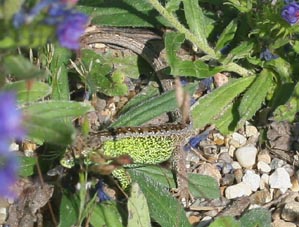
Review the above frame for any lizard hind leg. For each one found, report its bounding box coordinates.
[112,168,131,189]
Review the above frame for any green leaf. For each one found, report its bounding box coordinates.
[182,0,208,45]
[238,70,273,126]
[50,45,72,100]
[188,173,220,199]
[3,81,52,105]
[223,42,254,64]
[78,0,169,27]
[129,166,177,189]
[273,81,299,122]
[24,117,75,145]
[22,101,93,144]
[191,76,256,130]
[0,25,54,48]
[165,32,185,68]
[119,83,160,115]
[58,193,79,227]
[209,216,241,227]
[215,19,238,52]
[18,156,36,177]
[81,50,129,96]
[128,169,192,227]
[127,183,151,227]
[22,101,93,119]
[90,202,123,227]
[165,32,222,77]
[111,83,197,127]
[166,0,182,12]
[170,59,224,78]
[214,101,240,135]
[1,0,24,21]
[240,208,271,227]
[4,55,49,80]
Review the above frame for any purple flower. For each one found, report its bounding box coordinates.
[0,92,24,140]
[281,3,299,25]
[0,145,19,198]
[56,12,88,49]
[13,0,89,50]
[0,92,24,198]
[260,49,279,61]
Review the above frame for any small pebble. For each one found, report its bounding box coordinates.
[221,173,235,186]
[269,167,292,193]
[196,163,222,185]
[257,161,271,173]
[231,161,242,169]
[230,132,247,148]
[228,144,236,157]
[245,124,259,137]
[283,164,295,176]
[218,152,233,164]
[281,201,299,222]
[257,149,271,164]
[250,190,272,204]
[260,174,269,190]
[225,182,252,199]
[272,219,296,227]
[270,158,285,169]
[235,145,257,168]
[242,170,260,191]
[0,208,6,224]
[234,168,243,183]
[291,176,299,192]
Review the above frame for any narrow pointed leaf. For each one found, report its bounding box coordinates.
[191,76,255,129]
[238,69,273,126]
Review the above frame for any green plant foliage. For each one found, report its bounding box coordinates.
[128,168,192,227]
[49,45,72,100]
[90,202,123,227]
[239,208,271,227]
[209,216,241,227]
[238,69,274,126]
[18,156,36,177]
[77,0,169,27]
[58,193,79,227]
[3,81,52,105]
[3,55,49,80]
[191,76,256,132]
[188,173,220,199]
[21,101,93,144]
[111,83,197,127]
[127,183,151,227]
[215,19,238,52]
[182,0,208,46]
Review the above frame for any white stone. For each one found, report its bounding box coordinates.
[225,182,252,199]
[245,125,259,137]
[231,161,242,169]
[242,170,261,191]
[281,201,299,222]
[260,174,269,190]
[235,145,258,168]
[228,145,236,157]
[230,132,247,147]
[257,161,271,173]
[257,150,271,164]
[269,167,292,193]
[270,158,285,169]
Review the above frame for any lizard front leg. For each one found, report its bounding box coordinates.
[173,137,193,206]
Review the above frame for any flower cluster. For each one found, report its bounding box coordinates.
[281,2,299,25]
[13,0,88,50]
[0,92,24,198]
